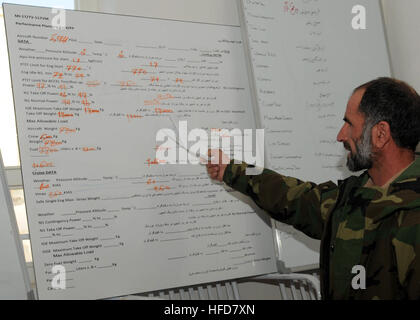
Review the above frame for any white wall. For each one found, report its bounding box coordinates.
[380,0,420,152]
[381,0,420,93]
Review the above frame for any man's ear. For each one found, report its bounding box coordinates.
[372,121,391,149]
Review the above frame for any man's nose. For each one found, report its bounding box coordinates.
[337,125,345,142]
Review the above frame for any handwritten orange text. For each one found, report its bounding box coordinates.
[59,127,77,134]
[40,183,50,191]
[32,161,54,168]
[58,112,73,118]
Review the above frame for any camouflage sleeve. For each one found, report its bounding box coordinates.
[223,160,339,240]
[392,208,420,299]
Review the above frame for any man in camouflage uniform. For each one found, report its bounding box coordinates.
[207,77,420,299]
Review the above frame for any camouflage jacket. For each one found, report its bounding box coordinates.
[223,157,420,300]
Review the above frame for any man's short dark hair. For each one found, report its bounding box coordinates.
[354,77,420,152]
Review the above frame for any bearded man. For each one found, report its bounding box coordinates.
[206,77,420,299]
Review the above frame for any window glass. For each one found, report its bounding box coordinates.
[22,239,33,263]
[10,188,28,234]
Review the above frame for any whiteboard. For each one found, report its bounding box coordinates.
[3,3,277,299]
[0,151,31,299]
[238,0,391,270]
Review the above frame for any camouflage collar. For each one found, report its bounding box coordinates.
[357,170,371,187]
[391,157,420,184]
[357,157,420,188]
[358,157,420,222]
[348,157,420,205]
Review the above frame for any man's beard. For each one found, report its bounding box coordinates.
[345,123,374,172]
